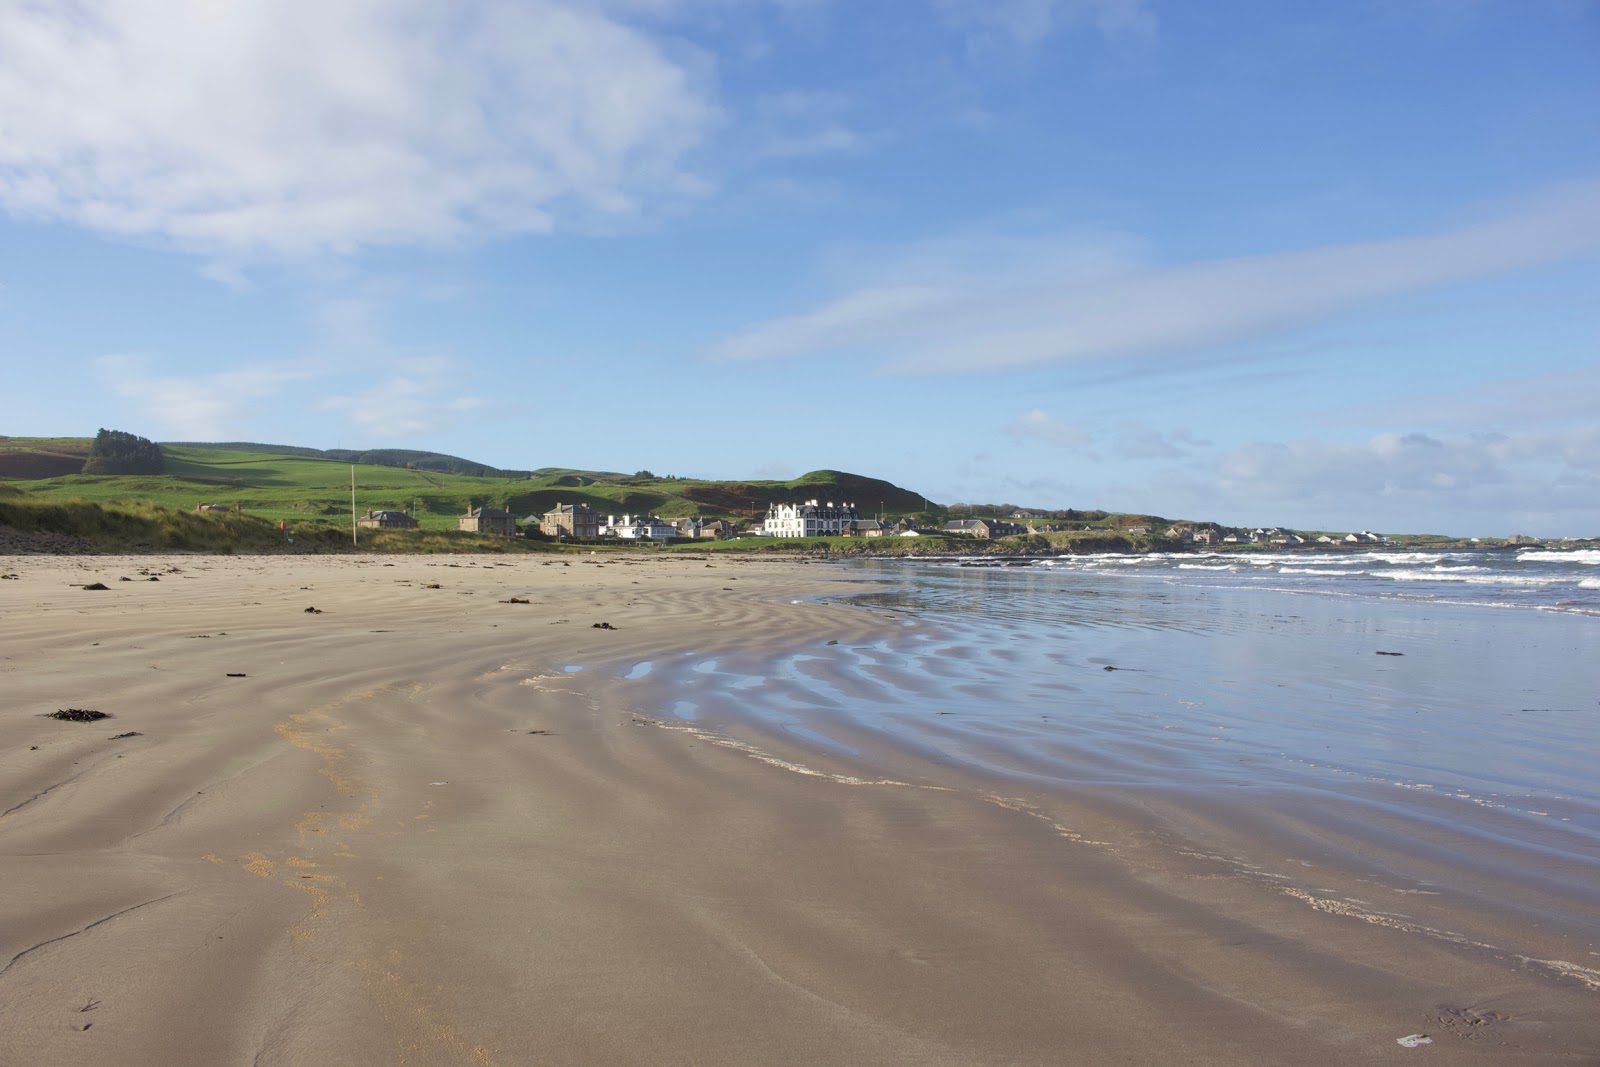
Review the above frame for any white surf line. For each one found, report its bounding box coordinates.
[630,715,1113,848]
[1282,887,1600,993]
[633,714,947,787]
[981,793,1115,848]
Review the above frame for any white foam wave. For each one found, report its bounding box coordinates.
[1358,551,1450,564]
[1279,567,1364,576]
[1580,578,1600,590]
[1518,549,1600,564]
[1382,570,1563,585]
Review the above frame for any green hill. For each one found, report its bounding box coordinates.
[160,441,534,477]
[2,440,935,531]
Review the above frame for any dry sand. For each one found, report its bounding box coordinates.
[1,552,1596,1065]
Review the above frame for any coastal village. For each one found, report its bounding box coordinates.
[338,498,1417,548]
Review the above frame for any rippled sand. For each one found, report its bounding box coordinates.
[1,553,1596,1065]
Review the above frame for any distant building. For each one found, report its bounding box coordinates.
[540,502,600,539]
[764,500,860,538]
[844,519,886,537]
[695,519,735,539]
[459,506,517,536]
[943,518,1026,539]
[604,514,676,540]
[356,509,419,529]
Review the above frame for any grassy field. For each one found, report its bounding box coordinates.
[0,483,574,554]
[6,442,932,531]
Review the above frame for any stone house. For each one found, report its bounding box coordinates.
[540,502,600,539]
[943,518,1026,539]
[459,506,518,536]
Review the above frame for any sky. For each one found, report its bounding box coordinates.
[2,0,1598,536]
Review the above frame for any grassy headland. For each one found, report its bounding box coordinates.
[6,440,926,530]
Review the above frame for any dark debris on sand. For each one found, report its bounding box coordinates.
[50,709,111,722]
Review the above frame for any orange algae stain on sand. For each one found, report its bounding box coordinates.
[241,852,276,879]
[273,684,408,836]
[354,958,503,1067]
[263,682,501,1060]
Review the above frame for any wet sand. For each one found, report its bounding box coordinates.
[1,553,1596,1065]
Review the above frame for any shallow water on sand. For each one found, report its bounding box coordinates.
[640,558,1600,878]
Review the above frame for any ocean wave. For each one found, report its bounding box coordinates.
[1518,549,1600,564]
[1278,567,1365,575]
[1382,570,1564,585]
[1580,578,1600,590]
[1362,552,1451,564]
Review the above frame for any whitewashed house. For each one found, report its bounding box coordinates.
[604,514,676,540]
[763,500,861,538]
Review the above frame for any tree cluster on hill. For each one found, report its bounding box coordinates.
[83,429,165,475]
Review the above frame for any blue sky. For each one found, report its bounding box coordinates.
[2,0,1598,536]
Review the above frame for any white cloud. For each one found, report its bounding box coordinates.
[1116,427,1211,460]
[319,365,491,438]
[1351,366,1600,432]
[933,0,1156,47]
[747,90,861,159]
[99,354,324,439]
[713,182,1600,375]
[1009,409,1092,447]
[0,0,718,256]
[1206,428,1600,532]
[100,346,489,442]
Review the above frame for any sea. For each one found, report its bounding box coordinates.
[649,546,1600,906]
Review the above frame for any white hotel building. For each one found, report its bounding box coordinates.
[763,500,861,538]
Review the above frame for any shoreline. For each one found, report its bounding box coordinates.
[2,553,1596,1064]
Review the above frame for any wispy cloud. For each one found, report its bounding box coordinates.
[319,369,491,439]
[1203,427,1600,532]
[933,0,1157,48]
[713,182,1600,375]
[1348,366,1600,432]
[1115,427,1211,460]
[98,355,324,439]
[100,334,489,443]
[0,0,718,256]
[746,90,861,160]
[1009,409,1092,447]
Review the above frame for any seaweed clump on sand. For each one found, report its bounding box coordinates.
[50,708,110,722]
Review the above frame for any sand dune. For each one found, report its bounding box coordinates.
[2,553,1595,1065]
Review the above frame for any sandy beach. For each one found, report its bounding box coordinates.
[2,552,1596,1066]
